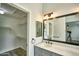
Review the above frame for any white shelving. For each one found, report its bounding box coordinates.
[0,25,26,40]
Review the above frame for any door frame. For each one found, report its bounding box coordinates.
[8,3,31,56]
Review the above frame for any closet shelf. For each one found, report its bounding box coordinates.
[0,26,26,40]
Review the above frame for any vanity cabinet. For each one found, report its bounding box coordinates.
[34,46,62,56]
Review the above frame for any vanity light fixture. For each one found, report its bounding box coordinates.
[43,15,48,19]
[43,12,53,20]
[50,13,53,18]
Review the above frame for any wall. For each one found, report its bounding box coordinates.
[0,14,27,53]
[13,3,43,56]
[42,3,79,17]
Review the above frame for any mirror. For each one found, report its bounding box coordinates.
[36,21,42,37]
[43,12,79,45]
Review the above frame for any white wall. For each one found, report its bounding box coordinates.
[42,3,79,17]
[13,3,43,56]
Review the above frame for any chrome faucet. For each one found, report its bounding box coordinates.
[45,39,53,45]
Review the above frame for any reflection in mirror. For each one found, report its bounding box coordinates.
[66,14,79,44]
[44,20,49,39]
[44,20,54,40]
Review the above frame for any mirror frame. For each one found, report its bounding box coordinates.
[43,12,79,46]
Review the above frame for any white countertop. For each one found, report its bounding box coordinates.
[35,42,79,56]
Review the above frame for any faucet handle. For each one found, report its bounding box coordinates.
[46,41,48,44]
[50,42,53,45]
[49,40,53,45]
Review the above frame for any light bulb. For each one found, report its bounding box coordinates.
[51,14,53,17]
[43,15,48,19]
[0,10,4,14]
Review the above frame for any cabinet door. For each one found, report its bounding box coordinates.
[34,46,62,56]
[34,46,50,56]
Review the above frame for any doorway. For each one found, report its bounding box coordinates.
[0,3,30,56]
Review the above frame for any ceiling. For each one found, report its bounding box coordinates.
[0,3,27,18]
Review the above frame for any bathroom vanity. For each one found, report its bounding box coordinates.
[35,12,79,56]
[34,42,79,56]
